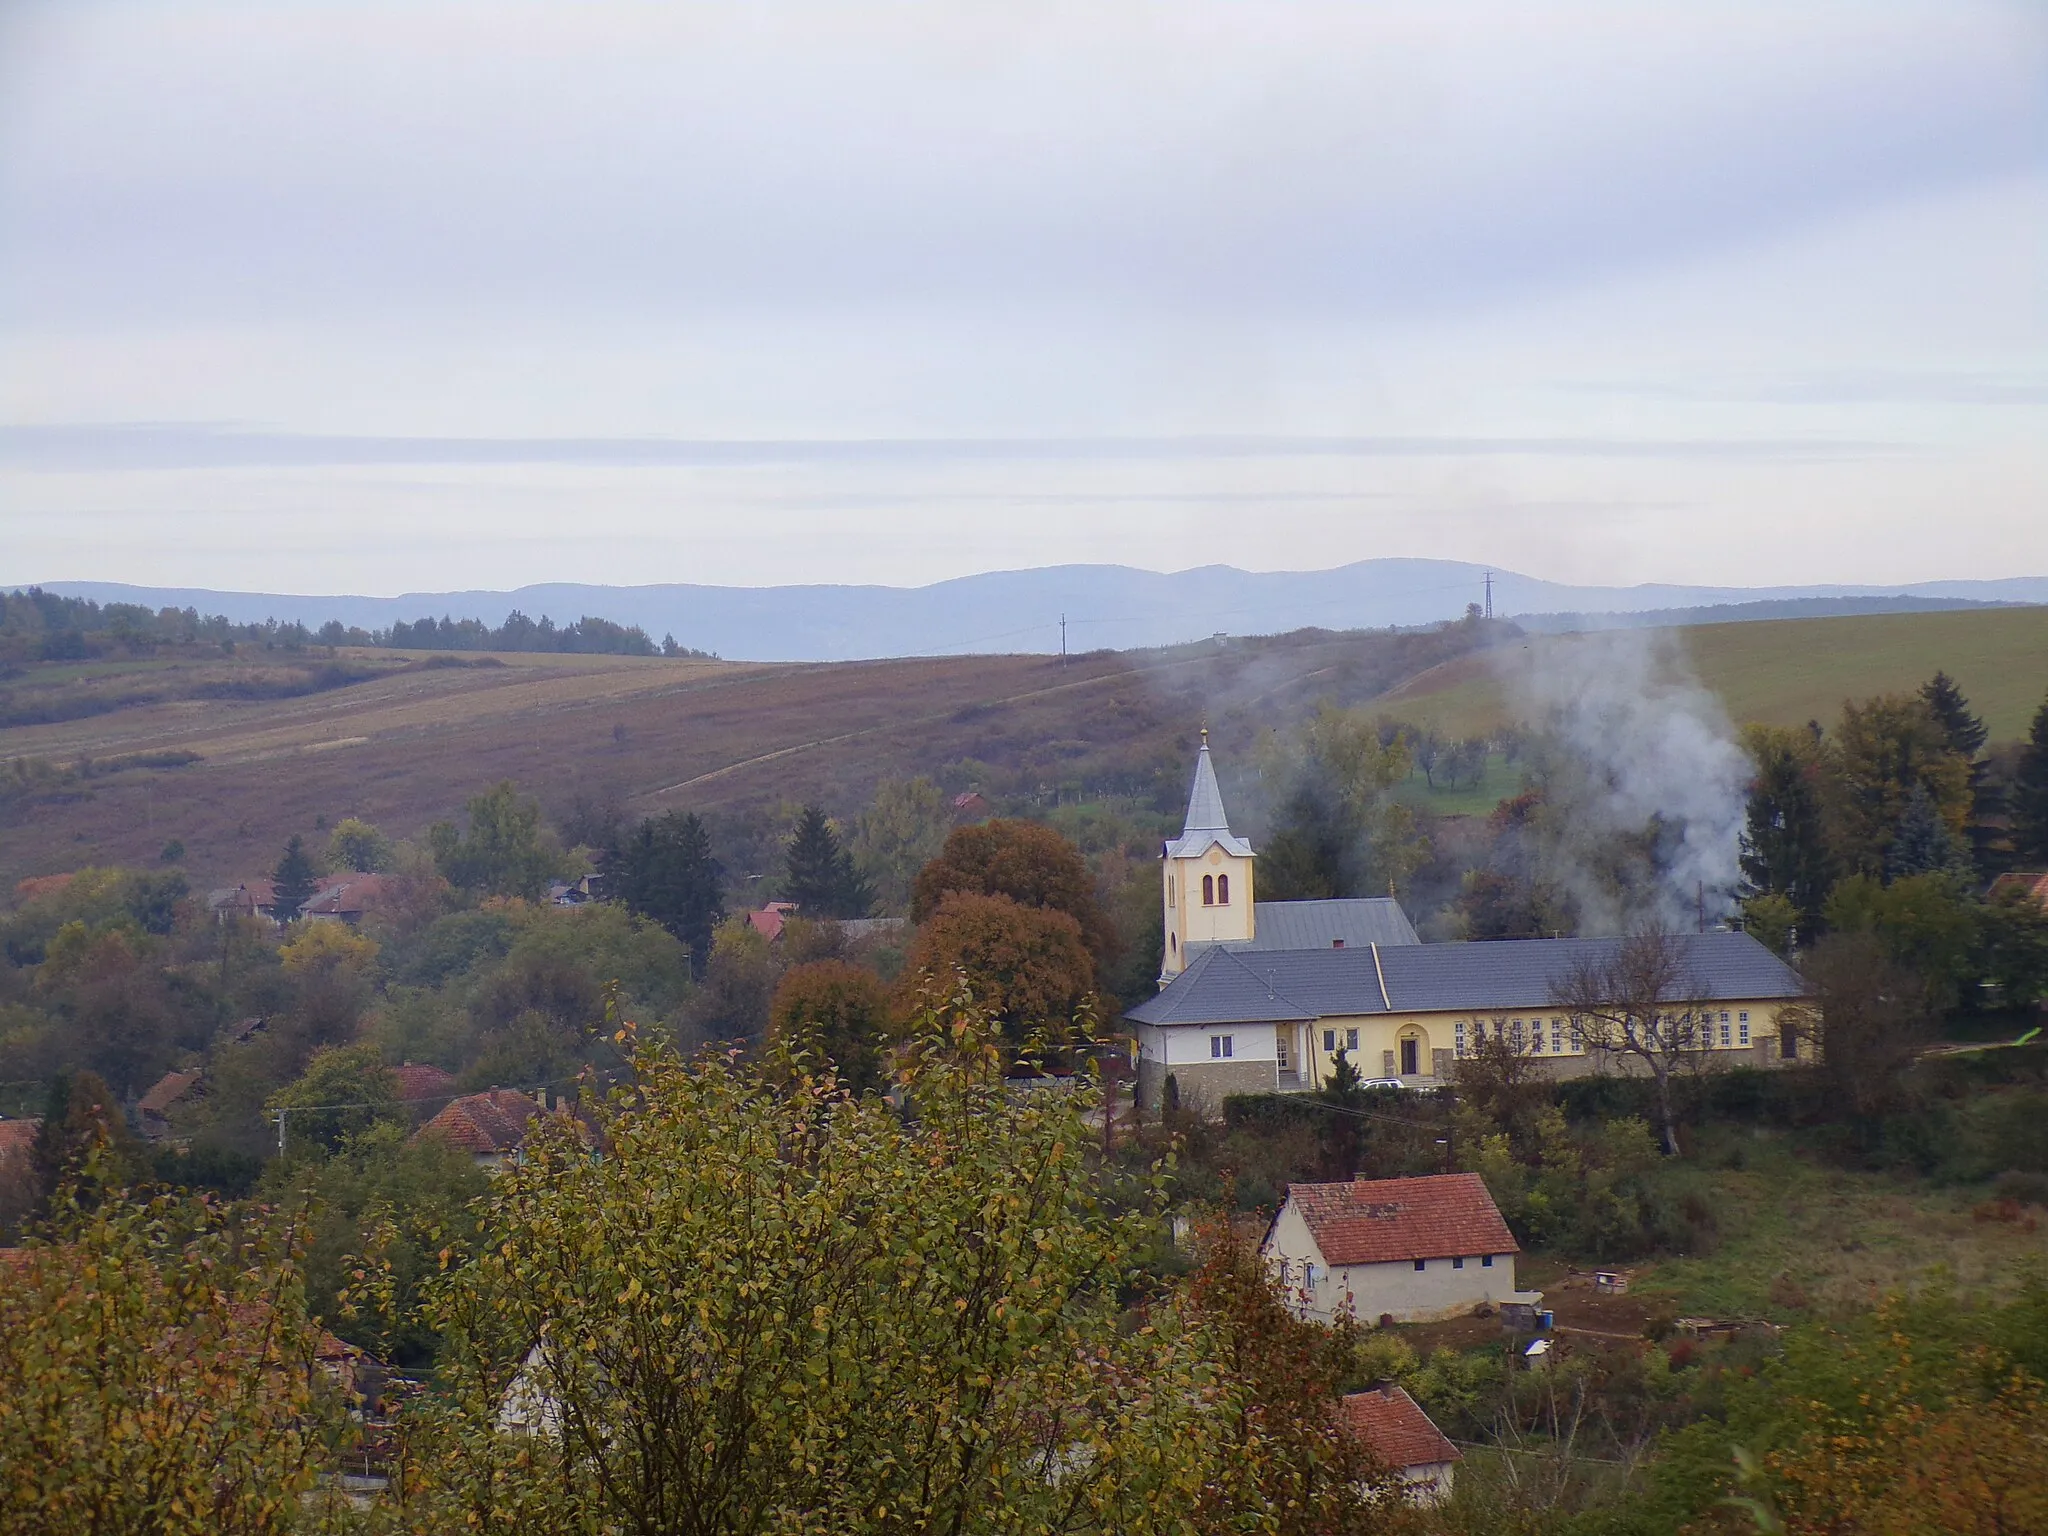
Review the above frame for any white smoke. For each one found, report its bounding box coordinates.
[1495,628,1751,934]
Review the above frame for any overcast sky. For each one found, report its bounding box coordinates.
[1,1,2043,595]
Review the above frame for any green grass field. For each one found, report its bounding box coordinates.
[1388,751,1523,818]
[1379,607,2048,741]
[1637,1128,2047,1321]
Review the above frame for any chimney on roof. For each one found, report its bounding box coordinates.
[534,1087,547,1109]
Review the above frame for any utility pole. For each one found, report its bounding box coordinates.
[1060,613,1067,665]
[274,1107,289,1157]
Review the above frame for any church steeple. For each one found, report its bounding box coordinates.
[1181,726,1232,836]
[1161,730,1256,980]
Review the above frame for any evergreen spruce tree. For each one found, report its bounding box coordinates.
[1887,782,1967,880]
[608,810,725,976]
[2015,692,2048,866]
[1921,670,2001,874]
[1920,671,1988,758]
[270,834,319,922]
[782,805,874,920]
[1739,734,1832,929]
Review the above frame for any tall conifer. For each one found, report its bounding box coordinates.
[2014,693,2048,865]
[783,805,873,919]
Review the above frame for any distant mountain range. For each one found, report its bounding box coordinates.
[26,562,2048,663]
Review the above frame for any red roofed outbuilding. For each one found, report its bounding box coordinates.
[1341,1384,1461,1505]
[1262,1172,1539,1324]
[744,901,799,942]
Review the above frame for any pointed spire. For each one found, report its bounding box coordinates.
[1182,732,1232,835]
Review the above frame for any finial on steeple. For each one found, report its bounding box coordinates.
[1200,720,1209,747]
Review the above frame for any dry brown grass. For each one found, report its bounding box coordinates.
[2,627,1479,891]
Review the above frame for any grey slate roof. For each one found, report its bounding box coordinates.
[1128,931,1805,1027]
[1164,741,1254,859]
[1192,898,1421,955]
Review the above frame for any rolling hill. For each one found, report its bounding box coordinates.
[32,562,2048,662]
[1378,607,2048,741]
[4,606,2043,896]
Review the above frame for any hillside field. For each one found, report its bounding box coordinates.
[0,624,1482,891]
[4,605,2043,895]
[1379,606,2048,740]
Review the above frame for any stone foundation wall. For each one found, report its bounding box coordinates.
[1137,1057,1278,1117]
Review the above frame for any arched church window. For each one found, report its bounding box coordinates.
[1202,875,1214,905]
[1217,873,1230,904]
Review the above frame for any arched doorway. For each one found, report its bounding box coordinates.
[1398,1026,1427,1078]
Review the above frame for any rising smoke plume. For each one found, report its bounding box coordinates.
[1494,628,1751,934]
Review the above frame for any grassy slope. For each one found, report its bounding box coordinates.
[1380,607,2048,741]
[1388,751,1522,818]
[1636,1129,2046,1320]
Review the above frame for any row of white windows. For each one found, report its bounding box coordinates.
[1452,1012,1752,1057]
[1279,1254,1496,1290]
[1166,873,1232,908]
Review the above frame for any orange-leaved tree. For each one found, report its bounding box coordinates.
[911,817,1117,978]
[901,891,1097,1053]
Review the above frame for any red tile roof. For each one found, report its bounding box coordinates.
[745,901,799,941]
[1287,1173,1518,1266]
[390,1062,457,1105]
[1341,1385,1460,1471]
[415,1090,543,1156]
[299,873,393,917]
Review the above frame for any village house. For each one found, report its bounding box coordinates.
[414,1088,579,1172]
[1341,1383,1461,1506]
[1129,737,1809,1114]
[744,900,800,941]
[135,1068,204,1142]
[299,873,393,924]
[207,881,277,923]
[1263,1172,1535,1325]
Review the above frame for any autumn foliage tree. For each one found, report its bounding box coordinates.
[1180,1216,1419,1535]
[0,1168,347,1535]
[767,958,895,1093]
[912,817,1116,978]
[902,891,1098,1051]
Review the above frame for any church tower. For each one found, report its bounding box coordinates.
[1161,730,1255,980]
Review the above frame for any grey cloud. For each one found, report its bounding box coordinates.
[1,5,2041,325]
[0,424,1910,472]
[1557,370,2048,405]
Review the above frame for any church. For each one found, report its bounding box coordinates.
[1128,736,1807,1115]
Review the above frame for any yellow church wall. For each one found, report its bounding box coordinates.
[1298,1000,1805,1087]
[1163,843,1254,974]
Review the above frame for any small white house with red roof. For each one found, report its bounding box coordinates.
[1263,1172,1538,1324]
[1341,1384,1461,1505]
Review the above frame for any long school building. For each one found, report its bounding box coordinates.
[1129,737,1808,1114]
